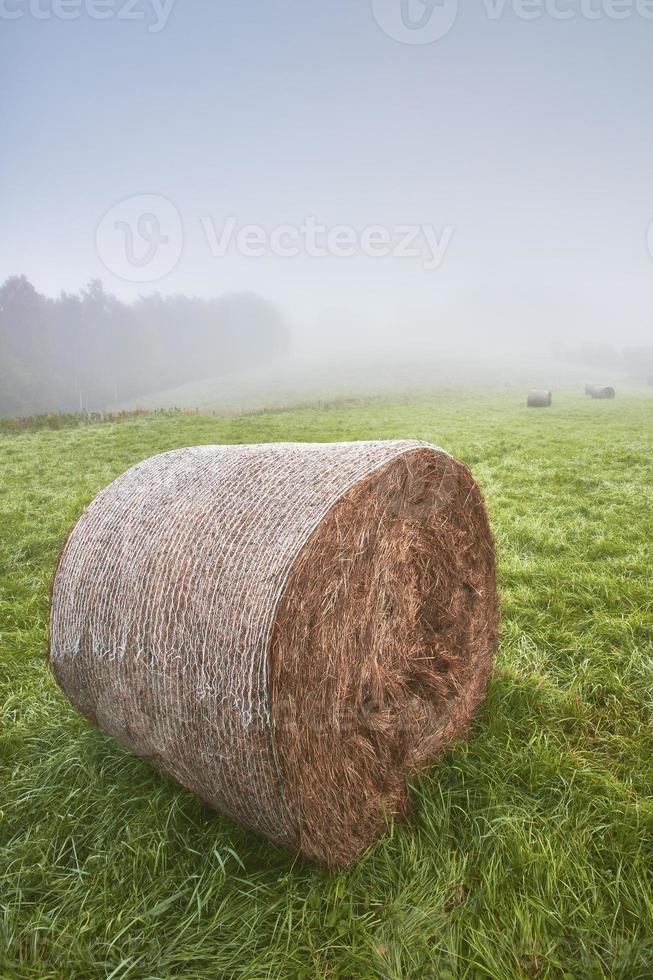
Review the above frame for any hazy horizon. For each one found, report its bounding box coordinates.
[3,1,653,365]
[2,2,653,421]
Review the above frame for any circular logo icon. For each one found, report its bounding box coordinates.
[371,0,459,44]
[96,194,183,283]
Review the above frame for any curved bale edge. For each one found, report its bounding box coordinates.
[49,441,499,867]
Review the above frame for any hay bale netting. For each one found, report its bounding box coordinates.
[527,390,552,408]
[49,441,499,867]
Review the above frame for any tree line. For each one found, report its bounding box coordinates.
[0,276,287,417]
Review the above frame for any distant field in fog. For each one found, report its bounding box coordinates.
[116,349,639,415]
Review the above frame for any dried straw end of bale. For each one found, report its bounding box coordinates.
[50,441,498,868]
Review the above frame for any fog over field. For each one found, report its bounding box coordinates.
[114,344,643,417]
[2,5,653,415]
[1,273,651,417]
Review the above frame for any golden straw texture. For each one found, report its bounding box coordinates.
[50,441,498,866]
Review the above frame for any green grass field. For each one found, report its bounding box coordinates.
[1,391,652,979]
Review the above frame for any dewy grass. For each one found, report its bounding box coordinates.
[1,390,652,978]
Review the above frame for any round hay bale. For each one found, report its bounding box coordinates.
[591,385,615,399]
[49,441,498,867]
[527,390,552,408]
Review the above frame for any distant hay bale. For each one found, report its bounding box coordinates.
[49,441,498,867]
[591,386,615,400]
[586,384,616,399]
[527,390,552,408]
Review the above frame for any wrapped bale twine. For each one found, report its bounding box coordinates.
[527,390,552,408]
[50,441,498,867]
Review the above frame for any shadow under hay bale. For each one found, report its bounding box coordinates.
[49,441,499,868]
[527,390,552,408]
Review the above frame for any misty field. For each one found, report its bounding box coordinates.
[1,391,652,979]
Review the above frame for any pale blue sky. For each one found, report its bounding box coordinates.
[2,1,652,349]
